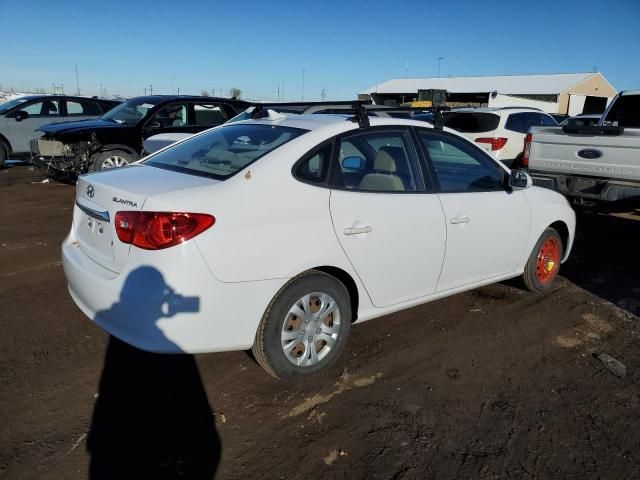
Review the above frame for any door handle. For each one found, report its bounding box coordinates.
[344,226,372,235]
[450,216,470,224]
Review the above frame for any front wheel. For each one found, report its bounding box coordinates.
[523,228,563,292]
[90,150,135,172]
[252,271,352,380]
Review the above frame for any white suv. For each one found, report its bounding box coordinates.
[443,107,557,167]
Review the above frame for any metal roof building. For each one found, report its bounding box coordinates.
[359,73,617,114]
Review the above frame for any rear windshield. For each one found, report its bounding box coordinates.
[443,112,500,133]
[604,95,640,128]
[145,123,306,179]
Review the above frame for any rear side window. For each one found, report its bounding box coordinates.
[505,113,529,133]
[193,103,227,126]
[146,124,306,180]
[443,112,500,133]
[604,95,640,128]
[295,143,332,184]
[66,98,102,116]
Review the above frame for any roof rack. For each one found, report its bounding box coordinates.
[348,102,370,128]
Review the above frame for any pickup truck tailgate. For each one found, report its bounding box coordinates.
[529,127,640,182]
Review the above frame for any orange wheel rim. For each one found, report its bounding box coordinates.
[535,237,560,284]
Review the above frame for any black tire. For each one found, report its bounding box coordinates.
[89,149,135,172]
[252,270,352,380]
[0,141,7,169]
[523,227,563,293]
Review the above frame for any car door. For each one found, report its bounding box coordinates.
[416,129,531,292]
[63,97,104,122]
[6,98,63,153]
[328,127,447,308]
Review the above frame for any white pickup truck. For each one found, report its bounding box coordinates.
[523,90,640,207]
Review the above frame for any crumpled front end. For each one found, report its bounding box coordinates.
[30,136,93,173]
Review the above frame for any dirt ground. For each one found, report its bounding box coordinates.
[1,163,639,479]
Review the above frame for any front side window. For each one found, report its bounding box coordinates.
[101,98,161,125]
[146,124,306,179]
[149,103,189,127]
[419,130,504,193]
[18,99,60,117]
[331,130,421,192]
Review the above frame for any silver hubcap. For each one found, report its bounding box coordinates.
[101,155,129,169]
[281,292,341,367]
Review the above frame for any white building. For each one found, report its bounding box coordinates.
[359,72,617,115]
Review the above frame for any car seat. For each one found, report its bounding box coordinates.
[359,149,405,191]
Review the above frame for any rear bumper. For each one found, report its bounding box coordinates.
[62,229,287,354]
[530,172,640,204]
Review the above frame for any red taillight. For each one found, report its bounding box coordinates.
[522,133,532,168]
[475,137,508,151]
[114,212,215,250]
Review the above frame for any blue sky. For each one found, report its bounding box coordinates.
[1,0,638,100]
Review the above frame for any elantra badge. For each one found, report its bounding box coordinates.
[86,185,95,198]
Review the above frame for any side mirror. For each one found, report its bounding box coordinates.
[341,156,365,170]
[509,169,532,189]
[14,110,29,122]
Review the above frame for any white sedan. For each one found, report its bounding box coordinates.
[63,111,576,380]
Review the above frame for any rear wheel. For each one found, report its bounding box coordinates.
[523,228,563,292]
[252,271,351,380]
[90,150,135,172]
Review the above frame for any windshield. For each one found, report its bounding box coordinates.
[145,123,306,179]
[101,98,161,125]
[0,96,33,114]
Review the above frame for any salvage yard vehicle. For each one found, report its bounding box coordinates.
[524,90,640,207]
[63,109,576,380]
[31,95,249,173]
[0,95,119,168]
[443,107,557,167]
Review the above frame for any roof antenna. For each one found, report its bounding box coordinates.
[348,102,370,128]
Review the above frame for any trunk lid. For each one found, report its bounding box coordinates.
[74,165,215,272]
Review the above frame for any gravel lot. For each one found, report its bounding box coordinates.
[1,163,639,479]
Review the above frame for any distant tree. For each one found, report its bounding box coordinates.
[229,87,241,99]
[201,90,210,96]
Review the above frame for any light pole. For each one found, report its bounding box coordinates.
[302,68,306,101]
[437,57,443,78]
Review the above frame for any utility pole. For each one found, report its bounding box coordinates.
[282,81,285,102]
[301,68,306,101]
[277,82,280,101]
[144,87,147,96]
[320,87,326,101]
[149,84,153,95]
[177,87,180,95]
[437,56,444,78]
[75,63,81,95]
[100,83,103,97]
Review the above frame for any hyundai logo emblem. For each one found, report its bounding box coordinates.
[86,185,95,198]
[577,149,603,160]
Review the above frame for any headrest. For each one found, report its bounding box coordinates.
[373,149,397,173]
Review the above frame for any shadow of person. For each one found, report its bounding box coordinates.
[87,267,220,479]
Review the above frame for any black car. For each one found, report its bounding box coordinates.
[32,95,250,173]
